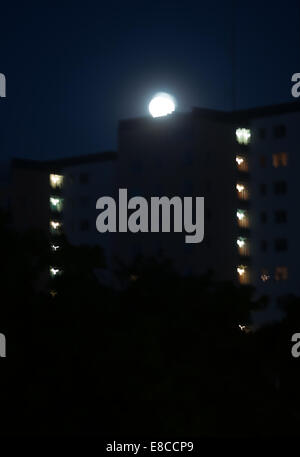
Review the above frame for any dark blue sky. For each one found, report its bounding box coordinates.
[0,0,299,161]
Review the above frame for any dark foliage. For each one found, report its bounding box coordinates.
[0,212,299,436]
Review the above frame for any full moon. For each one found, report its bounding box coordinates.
[149,93,176,118]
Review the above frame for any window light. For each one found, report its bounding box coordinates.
[50,174,64,188]
[236,128,251,145]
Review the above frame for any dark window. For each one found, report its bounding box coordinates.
[260,240,268,252]
[260,211,267,223]
[260,155,266,167]
[80,219,90,231]
[273,124,286,138]
[273,181,287,194]
[274,238,288,251]
[274,210,287,223]
[260,183,267,195]
[79,172,89,184]
[259,128,266,139]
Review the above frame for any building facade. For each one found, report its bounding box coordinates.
[10,101,300,321]
[117,102,300,321]
[11,152,117,280]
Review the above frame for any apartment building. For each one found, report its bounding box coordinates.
[244,102,300,320]
[116,110,238,280]
[117,101,300,320]
[11,152,117,279]
[10,101,300,321]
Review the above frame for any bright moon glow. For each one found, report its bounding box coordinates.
[149,93,175,118]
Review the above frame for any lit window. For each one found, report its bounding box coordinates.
[237,265,250,284]
[50,196,64,212]
[236,155,248,172]
[239,324,252,333]
[50,174,64,189]
[236,183,249,200]
[50,220,62,234]
[237,238,245,248]
[50,267,62,277]
[236,209,249,228]
[260,268,270,282]
[236,128,251,145]
[237,237,249,256]
[275,266,288,281]
[273,152,288,168]
[237,265,245,276]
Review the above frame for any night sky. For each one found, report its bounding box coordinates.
[0,0,299,162]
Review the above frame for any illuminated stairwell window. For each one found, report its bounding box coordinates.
[236,128,251,145]
[236,183,249,200]
[237,265,250,284]
[237,237,249,256]
[236,209,249,228]
[49,266,63,278]
[50,196,64,212]
[236,155,248,172]
[50,174,64,189]
[50,220,62,235]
